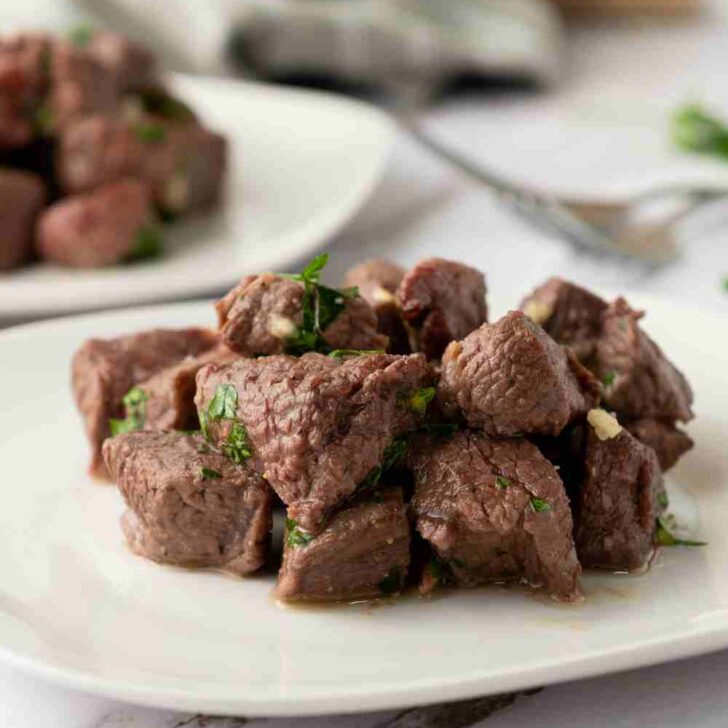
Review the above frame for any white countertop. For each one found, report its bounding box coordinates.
[4,5,728,727]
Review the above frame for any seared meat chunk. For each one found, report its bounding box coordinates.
[104,431,272,575]
[409,431,582,601]
[624,418,693,472]
[520,277,607,361]
[594,298,693,423]
[344,259,409,353]
[277,488,410,601]
[574,410,663,571]
[397,258,487,360]
[140,346,238,431]
[0,169,45,269]
[56,115,226,214]
[195,352,433,532]
[438,311,601,436]
[36,178,154,267]
[72,327,218,477]
[86,31,157,93]
[215,273,388,357]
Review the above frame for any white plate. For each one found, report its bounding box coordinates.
[0,76,394,320]
[0,294,726,718]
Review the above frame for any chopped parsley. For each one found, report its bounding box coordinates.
[529,497,551,513]
[128,225,163,262]
[602,370,616,388]
[133,121,167,144]
[406,387,436,415]
[285,518,314,548]
[139,87,196,122]
[33,105,54,136]
[451,557,466,568]
[200,467,222,480]
[68,24,93,47]
[673,104,728,161]
[109,387,148,435]
[657,491,670,509]
[280,254,358,355]
[200,383,252,463]
[378,566,402,595]
[655,517,706,547]
[328,349,385,359]
[495,476,511,490]
[360,435,410,490]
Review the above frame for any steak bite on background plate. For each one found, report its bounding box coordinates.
[520,277,607,362]
[408,430,582,602]
[195,352,433,533]
[72,327,218,477]
[0,169,46,270]
[36,178,156,267]
[343,258,409,354]
[103,431,272,575]
[438,310,601,437]
[215,273,388,357]
[396,257,488,360]
[277,488,410,602]
[574,409,663,572]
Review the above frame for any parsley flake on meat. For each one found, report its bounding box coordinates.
[200,467,222,480]
[128,225,163,262]
[207,383,238,420]
[200,384,252,463]
[406,386,436,415]
[530,497,551,513]
[285,518,314,548]
[109,386,148,435]
[495,475,511,490]
[133,122,167,144]
[602,370,616,388]
[360,435,410,491]
[68,24,94,47]
[328,348,385,359]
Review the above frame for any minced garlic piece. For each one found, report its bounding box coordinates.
[587,408,622,441]
[269,313,298,340]
[163,171,190,212]
[372,285,395,304]
[523,299,553,325]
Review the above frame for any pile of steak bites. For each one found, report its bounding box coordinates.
[0,29,226,270]
[72,255,695,603]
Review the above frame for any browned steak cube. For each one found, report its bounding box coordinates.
[0,169,45,270]
[0,34,49,150]
[624,418,693,472]
[103,431,272,575]
[438,311,601,437]
[72,327,218,477]
[277,488,410,602]
[140,346,238,431]
[86,31,157,93]
[36,178,154,267]
[396,257,488,360]
[195,352,433,532]
[574,409,663,571]
[594,298,693,422]
[343,258,409,353]
[520,277,607,362]
[215,273,388,356]
[48,40,119,130]
[409,430,582,601]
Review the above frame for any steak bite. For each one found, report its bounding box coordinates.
[36,178,155,267]
[215,273,388,357]
[409,430,582,602]
[277,488,410,602]
[624,418,693,472]
[396,257,488,360]
[0,169,46,270]
[103,431,272,575]
[594,298,693,423]
[343,259,409,353]
[140,346,239,431]
[85,30,157,93]
[574,409,663,571]
[195,352,433,532]
[520,277,607,361]
[72,327,218,477]
[438,311,601,437]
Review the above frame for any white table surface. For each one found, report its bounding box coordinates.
[4,4,728,727]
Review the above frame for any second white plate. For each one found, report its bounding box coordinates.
[0,76,394,320]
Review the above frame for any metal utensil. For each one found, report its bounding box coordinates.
[401,116,728,264]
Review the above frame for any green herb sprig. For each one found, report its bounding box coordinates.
[655,516,706,547]
[406,386,436,415]
[285,518,314,548]
[109,387,148,436]
[199,383,252,464]
[133,121,167,144]
[530,497,551,513]
[328,349,385,359]
[128,225,163,262]
[200,467,222,480]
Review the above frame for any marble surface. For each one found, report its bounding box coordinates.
[3,3,728,726]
